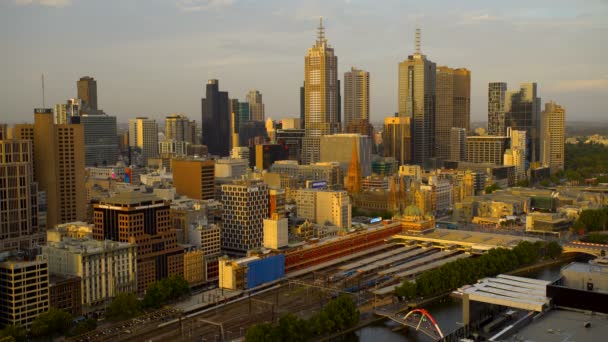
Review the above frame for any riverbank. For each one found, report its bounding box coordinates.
[506,255,575,277]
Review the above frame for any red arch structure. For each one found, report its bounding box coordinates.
[402,308,445,339]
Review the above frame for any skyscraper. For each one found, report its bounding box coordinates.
[0,138,43,252]
[435,66,470,160]
[201,79,230,156]
[302,18,339,164]
[505,83,541,162]
[13,109,86,228]
[343,67,370,132]
[165,114,196,144]
[449,127,466,161]
[246,90,265,122]
[504,128,527,182]
[383,117,412,165]
[540,101,566,174]
[488,82,507,136]
[77,76,98,113]
[221,180,269,255]
[128,117,158,163]
[54,98,81,125]
[398,28,436,166]
[80,113,118,166]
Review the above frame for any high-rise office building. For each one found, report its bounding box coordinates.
[128,117,158,163]
[246,90,265,122]
[165,114,196,144]
[92,192,184,293]
[80,113,118,166]
[0,139,43,251]
[77,76,98,113]
[504,128,527,182]
[320,134,372,177]
[172,158,215,200]
[54,98,81,125]
[488,82,507,136]
[449,127,466,161]
[221,180,269,255]
[254,143,289,170]
[343,67,370,131]
[465,136,510,165]
[540,101,566,174]
[383,117,412,165]
[13,109,86,229]
[505,83,541,162]
[435,66,471,160]
[302,18,340,164]
[0,124,7,140]
[398,28,436,166]
[202,79,230,156]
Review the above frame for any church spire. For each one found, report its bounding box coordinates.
[345,138,362,194]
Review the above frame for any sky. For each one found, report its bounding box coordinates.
[1,0,607,125]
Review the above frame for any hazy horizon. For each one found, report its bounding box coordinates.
[1,0,607,125]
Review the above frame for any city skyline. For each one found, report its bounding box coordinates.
[1,0,607,124]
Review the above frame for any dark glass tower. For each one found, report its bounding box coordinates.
[201,79,230,156]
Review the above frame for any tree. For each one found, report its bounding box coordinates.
[106,292,141,321]
[143,275,191,309]
[30,308,72,339]
[70,318,97,336]
[277,314,308,342]
[573,208,608,233]
[485,183,501,194]
[546,241,563,259]
[539,178,551,187]
[516,179,530,187]
[245,323,275,342]
[0,325,26,342]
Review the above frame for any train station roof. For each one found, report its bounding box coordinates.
[461,274,551,312]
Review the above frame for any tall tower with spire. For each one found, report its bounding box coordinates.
[397,28,436,167]
[302,17,340,165]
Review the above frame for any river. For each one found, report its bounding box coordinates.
[348,264,564,341]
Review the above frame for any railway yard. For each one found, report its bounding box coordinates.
[70,238,474,342]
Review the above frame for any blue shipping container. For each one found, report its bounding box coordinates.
[246,254,285,289]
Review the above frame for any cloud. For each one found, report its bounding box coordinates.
[549,79,608,92]
[14,0,71,7]
[176,0,235,12]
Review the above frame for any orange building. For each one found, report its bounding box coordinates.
[92,192,184,293]
[172,158,215,200]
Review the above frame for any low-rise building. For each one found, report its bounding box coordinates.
[49,274,82,316]
[42,233,137,311]
[183,249,205,287]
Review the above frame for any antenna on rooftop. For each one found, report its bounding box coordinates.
[415,27,421,54]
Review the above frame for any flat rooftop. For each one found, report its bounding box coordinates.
[393,228,542,249]
[98,191,163,206]
[506,309,608,342]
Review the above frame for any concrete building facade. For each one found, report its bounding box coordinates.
[172,158,215,200]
